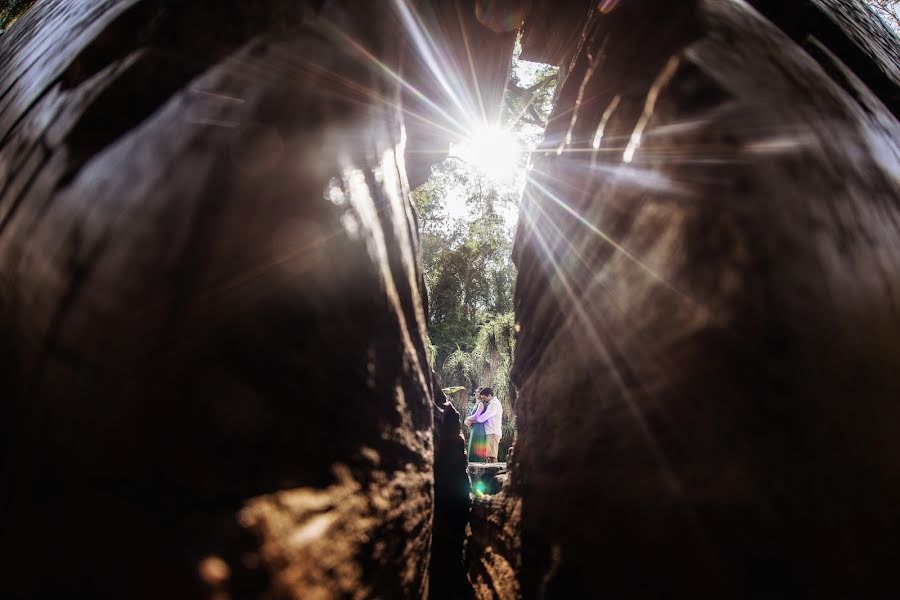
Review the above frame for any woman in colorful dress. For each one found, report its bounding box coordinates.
[466,388,490,462]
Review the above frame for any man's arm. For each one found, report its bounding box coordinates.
[475,400,500,423]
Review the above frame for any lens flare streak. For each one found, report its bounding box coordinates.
[623,55,681,163]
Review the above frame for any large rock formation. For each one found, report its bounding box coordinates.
[0,1,469,597]
[401,1,518,189]
[431,383,474,600]
[3,0,899,598]
[465,493,521,600]
[501,0,900,596]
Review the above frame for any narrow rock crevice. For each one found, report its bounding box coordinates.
[0,1,898,598]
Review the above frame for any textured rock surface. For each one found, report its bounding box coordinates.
[401,2,518,189]
[0,1,443,597]
[4,0,899,598]
[431,382,473,600]
[500,0,900,597]
[748,0,900,117]
[468,462,507,496]
[465,493,521,600]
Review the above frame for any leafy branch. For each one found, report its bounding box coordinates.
[506,72,559,128]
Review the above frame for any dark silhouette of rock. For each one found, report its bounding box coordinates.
[431,382,474,600]
[401,2,518,189]
[2,0,899,598]
[748,0,900,118]
[0,1,448,597]
[501,0,900,597]
[466,493,521,599]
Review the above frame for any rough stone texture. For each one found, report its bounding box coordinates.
[465,493,521,600]
[430,381,473,600]
[5,1,899,598]
[748,0,900,118]
[502,0,900,597]
[518,0,592,66]
[468,462,507,496]
[401,2,518,189]
[0,1,448,597]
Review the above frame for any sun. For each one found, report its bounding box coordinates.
[450,125,522,183]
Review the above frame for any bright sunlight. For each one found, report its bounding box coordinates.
[450,125,523,184]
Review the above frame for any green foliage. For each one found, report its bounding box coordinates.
[482,314,517,401]
[0,0,35,31]
[442,347,476,389]
[412,159,517,369]
[413,44,558,460]
[414,160,519,459]
[504,38,559,136]
[438,312,517,459]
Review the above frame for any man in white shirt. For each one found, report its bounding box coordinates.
[465,387,503,462]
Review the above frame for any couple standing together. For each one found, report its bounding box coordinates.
[465,387,503,463]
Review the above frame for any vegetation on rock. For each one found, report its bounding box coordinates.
[0,0,35,31]
[413,44,557,460]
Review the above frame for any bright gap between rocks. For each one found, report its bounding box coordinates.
[411,38,558,494]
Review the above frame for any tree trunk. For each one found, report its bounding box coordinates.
[3,0,899,598]
[0,1,468,597]
[492,0,900,597]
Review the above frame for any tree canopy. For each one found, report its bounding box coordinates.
[412,159,517,371]
[412,43,559,458]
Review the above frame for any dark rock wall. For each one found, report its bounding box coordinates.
[431,381,474,600]
[4,0,899,598]
[401,1,518,189]
[504,0,900,597]
[0,1,449,597]
[465,493,521,600]
[748,0,900,118]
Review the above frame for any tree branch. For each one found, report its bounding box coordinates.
[522,72,558,94]
[519,115,545,128]
[505,72,558,97]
